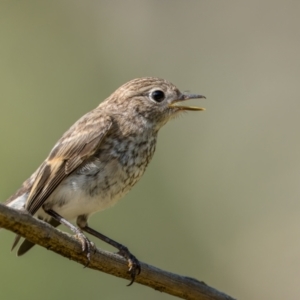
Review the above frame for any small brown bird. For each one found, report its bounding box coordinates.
[5,77,205,284]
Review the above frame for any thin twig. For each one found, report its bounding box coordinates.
[0,204,235,300]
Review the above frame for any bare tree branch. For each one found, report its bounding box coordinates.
[0,204,235,300]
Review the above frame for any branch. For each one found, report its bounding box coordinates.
[0,204,235,300]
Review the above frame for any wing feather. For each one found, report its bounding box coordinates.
[25,114,112,215]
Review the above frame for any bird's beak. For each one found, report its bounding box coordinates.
[169,93,206,111]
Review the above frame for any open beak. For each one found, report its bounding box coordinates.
[169,93,206,111]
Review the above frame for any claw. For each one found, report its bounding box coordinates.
[90,241,97,254]
[127,260,141,286]
[127,277,135,287]
[118,247,141,286]
[75,223,141,284]
[75,232,92,267]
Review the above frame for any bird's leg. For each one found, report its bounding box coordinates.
[45,209,92,263]
[77,215,141,286]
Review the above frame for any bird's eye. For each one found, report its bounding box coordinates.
[150,90,165,103]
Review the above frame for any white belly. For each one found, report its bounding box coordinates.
[36,158,145,221]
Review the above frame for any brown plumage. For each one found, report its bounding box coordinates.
[5,77,205,285]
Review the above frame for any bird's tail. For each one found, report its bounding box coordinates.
[16,218,61,256]
[5,193,27,210]
[0,192,27,229]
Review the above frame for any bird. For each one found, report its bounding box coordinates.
[4,77,205,285]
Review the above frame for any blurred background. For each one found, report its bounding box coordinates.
[1,1,300,299]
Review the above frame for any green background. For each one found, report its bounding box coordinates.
[1,1,300,299]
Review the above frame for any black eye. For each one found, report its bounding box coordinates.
[150,90,165,102]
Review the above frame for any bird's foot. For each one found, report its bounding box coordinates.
[75,231,94,267]
[117,246,141,286]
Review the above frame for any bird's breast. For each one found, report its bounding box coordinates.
[42,133,157,220]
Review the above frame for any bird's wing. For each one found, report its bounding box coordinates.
[25,113,113,215]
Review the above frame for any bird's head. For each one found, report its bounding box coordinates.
[103,77,206,130]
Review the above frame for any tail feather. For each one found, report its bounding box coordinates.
[11,235,22,251]
[5,189,62,256]
[17,239,36,256]
[15,218,61,256]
